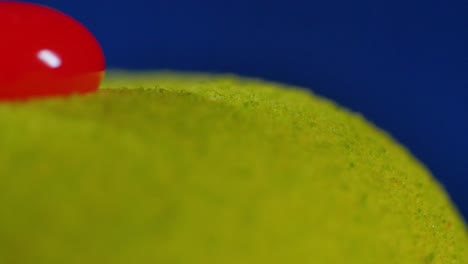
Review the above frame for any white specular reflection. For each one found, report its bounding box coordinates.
[37,49,62,69]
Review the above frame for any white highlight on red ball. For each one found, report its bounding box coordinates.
[37,49,62,69]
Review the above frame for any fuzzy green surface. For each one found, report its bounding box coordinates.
[0,72,466,263]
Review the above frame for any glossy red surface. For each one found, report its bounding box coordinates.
[0,2,105,100]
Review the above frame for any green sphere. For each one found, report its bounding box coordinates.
[0,73,466,263]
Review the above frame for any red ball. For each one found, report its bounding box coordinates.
[0,2,105,101]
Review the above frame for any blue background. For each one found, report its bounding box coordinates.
[31,0,467,218]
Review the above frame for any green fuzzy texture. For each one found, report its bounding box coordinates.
[0,72,466,263]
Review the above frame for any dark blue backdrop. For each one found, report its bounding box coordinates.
[31,0,467,218]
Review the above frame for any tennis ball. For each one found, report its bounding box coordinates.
[0,73,466,263]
